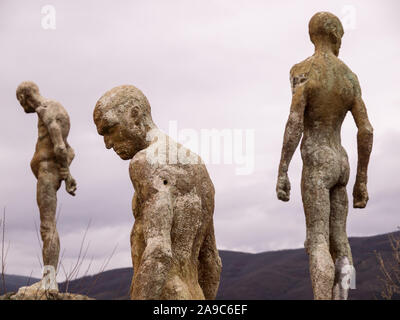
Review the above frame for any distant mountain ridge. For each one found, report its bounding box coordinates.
[2,231,399,299]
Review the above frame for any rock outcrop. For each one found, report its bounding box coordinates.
[0,282,93,300]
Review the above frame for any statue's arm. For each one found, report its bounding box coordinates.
[276,75,307,201]
[129,159,173,299]
[42,110,77,196]
[351,80,374,208]
[46,119,69,171]
[198,221,222,299]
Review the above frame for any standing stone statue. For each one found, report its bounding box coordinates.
[16,82,77,290]
[93,85,222,300]
[276,12,373,300]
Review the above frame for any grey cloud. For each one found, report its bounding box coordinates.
[0,0,399,278]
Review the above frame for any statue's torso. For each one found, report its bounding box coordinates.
[130,139,215,299]
[30,100,74,178]
[292,53,358,156]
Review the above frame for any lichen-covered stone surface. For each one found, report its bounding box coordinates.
[94,85,222,300]
[276,12,373,300]
[0,282,93,300]
[16,81,77,282]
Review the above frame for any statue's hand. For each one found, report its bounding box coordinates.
[65,175,77,196]
[276,172,290,202]
[353,181,368,208]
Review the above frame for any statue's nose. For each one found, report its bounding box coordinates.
[104,135,113,149]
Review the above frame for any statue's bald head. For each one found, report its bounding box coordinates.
[16,81,41,113]
[94,85,154,159]
[309,12,344,56]
[94,85,152,132]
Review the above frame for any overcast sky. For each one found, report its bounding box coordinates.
[0,0,399,279]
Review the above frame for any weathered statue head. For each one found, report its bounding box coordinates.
[16,81,41,113]
[309,12,344,56]
[93,85,155,160]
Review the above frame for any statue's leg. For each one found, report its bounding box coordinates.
[36,161,61,269]
[301,168,335,300]
[329,184,353,299]
[198,221,222,300]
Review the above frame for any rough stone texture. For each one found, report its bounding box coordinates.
[1,282,93,300]
[16,81,77,277]
[93,85,222,300]
[276,12,373,300]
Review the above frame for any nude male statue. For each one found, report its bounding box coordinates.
[16,82,77,290]
[93,85,222,300]
[276,12,373,300]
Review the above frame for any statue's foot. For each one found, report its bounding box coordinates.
[332,256,354,300]
[11,278,57,300]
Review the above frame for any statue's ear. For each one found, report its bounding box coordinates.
[329,32,339,44]
[131,106,142,126]
[130,106,140,118]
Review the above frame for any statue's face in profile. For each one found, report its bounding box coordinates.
[94,85,152,160]
[95,107,147,160]
[17,92,36,113]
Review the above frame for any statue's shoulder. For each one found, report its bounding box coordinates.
[129,150,150,184]
[335,56,351,70]
[130,150,149,171]
[289,57,314,94]
[336,58,356,77]
[129,148,167,180]
[335,58,361,95]
[290,56,314,78]
[129,148,180,192]
[39,99,69,123]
